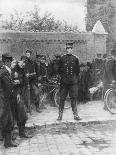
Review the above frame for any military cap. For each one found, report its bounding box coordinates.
[66,42,73,49]
[54,54,61,59]
[2,53,12,62]
[25,50,32,54]
[80,63,85,67]
[36,54,43,58]
[20,55,27,61]
[41,55,46,60]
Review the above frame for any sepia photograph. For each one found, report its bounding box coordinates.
[0,0,116,154]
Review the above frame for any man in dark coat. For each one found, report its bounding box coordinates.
[11,60,31,138]
[57,42,81,121]
[103,49,116,94]
[22,50,40,112]
[0,53,17,148]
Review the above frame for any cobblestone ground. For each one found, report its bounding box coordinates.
[1,101,116,155]
[0,122,116,155]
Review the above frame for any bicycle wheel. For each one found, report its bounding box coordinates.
[105,88,116,114]
[54,88,71,109]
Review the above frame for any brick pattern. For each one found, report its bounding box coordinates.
[0,31,107,62]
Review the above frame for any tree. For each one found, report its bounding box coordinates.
[1,6,79,32]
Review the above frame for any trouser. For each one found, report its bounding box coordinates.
[24,81,40,110]
[59,83,78,115]
[30,83,40,108]
[0,96,15,145]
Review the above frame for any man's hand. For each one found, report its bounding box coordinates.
[26,73,30,78]
[14,80,20,85]
[38,76,42,80]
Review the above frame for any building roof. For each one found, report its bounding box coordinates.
[92,20,108,34]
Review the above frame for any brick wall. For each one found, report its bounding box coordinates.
[0,31,107,62]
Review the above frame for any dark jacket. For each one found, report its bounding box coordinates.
[24,57,39,76]
[24,57,39,83]
[0,66,14,97]
[103,57,116,85]
[0,66,14,130]
[58,54,80,84]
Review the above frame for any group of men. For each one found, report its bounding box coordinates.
[2,40,115,148]
[0,50,45,148]
[0,41,83,148]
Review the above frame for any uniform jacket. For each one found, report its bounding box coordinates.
[58,54,80,84]
[11,65,25,88]
[24,57,39,83]
[0,66,15,130]
[24,57,39,76]
[0,66,14,97]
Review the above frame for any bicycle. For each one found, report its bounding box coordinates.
[104,81,116,114]
[38,76,71,109]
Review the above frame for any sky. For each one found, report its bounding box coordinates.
[0,0,87,31]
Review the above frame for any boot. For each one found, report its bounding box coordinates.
[4,132,17,148]
[71,99,82,121]
[57,112,63,121]
[74,115,82,121]
[0,130,4,141]
[19,126,32,138]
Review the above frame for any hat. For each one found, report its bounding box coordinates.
[66,42,73,49]
[25,50,32,54]
[36,54,43,58]
[54,54,61,59]
[2,53,12,62]
[20,55,27,61]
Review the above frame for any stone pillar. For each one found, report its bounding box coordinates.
[92,20,108,57]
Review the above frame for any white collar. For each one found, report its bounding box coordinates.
[4,65,11,74]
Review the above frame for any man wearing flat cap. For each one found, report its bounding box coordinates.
[0,53,18,148]
[57,42,81,121]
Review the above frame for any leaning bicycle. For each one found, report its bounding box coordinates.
[38,77,71,109]
[104,81,116,114]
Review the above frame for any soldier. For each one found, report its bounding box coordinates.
[23,50,40,112]
[57,42,81,121]
[0,53,17,148]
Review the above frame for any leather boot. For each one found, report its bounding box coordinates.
[71,99,82,121]
[4,132,17,148]
[57,112,63,121]
[74,115,82,120]
[19,126,32,138]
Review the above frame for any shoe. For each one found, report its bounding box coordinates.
[57,112,63,121]
[4,133,18,148]
[74,116,82,121]
[57,116,62,121]
[36,108,42,113]
[4,142,18,148]
[19,131,33,138]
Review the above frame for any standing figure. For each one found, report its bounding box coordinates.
[22,50,40,112]
[57,42,81,121]
[103,48,116,96]
[0,53,17,148]
[11,60,30,138]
